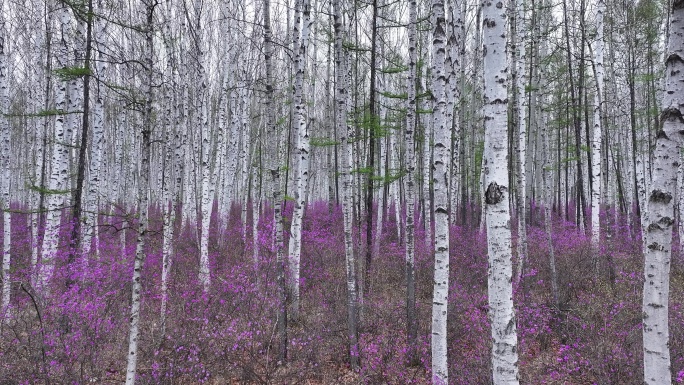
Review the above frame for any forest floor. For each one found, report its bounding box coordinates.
[0,202,682,384]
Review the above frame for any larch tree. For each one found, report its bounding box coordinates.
[482,0,520,381]
[641,0,683,382]
[430,0,450,380]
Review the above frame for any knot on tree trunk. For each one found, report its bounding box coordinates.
[485,182,504,205]
[661,106,684,125]
[649,189,672,204]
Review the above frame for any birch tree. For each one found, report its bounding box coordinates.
[641,0,684,382]
[125,1,155,382]
[405,0,418,364]
[193,3,212,292]
[512,0,528,284]
[263,0,288,363]
[70,0,94,267]
[482,0,520,381]
[159,0,181,334]
[334,0,359,368]
[590,0,604,247]
[38,3,72,291]
[288,0,313,320]
[430,0,450,381]
[0,9,10,315]
[83,1,107,259]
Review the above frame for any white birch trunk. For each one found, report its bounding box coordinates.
[513,0,528,283]
[390,127,402,241]
[83,14,108,259]
[430,0,449,381]
[333,0,359,368]
[591,0,604,247]
[66,21,85,195]
[199,69,211,292]
[251,158,260,273]
[114,113,126,251]
[31,6,49,280]
[159,0,177,334]
[216,44,230,241]
[226,77,240,215]
[240,85,251,239]
[287,0,312,319]
[38,5,71,291]
[125,4,154,383]
[263,0,288,362]
[679,158,684,253]
[446,0,463,227]
[483,0,520,381]
[0,19,10,314]
[160,187,175,339]
[423,103,433,245]
[642,1,684,382]
[405,0,418,361]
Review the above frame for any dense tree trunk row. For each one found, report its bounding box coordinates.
[0,0,678,383]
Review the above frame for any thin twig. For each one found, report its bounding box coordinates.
[20,282,51,385]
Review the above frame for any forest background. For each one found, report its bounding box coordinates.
[0,0,682,383]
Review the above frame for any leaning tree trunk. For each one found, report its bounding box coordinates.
[641,0,683,383]
[482,0,520,381]
[125,2,155,383]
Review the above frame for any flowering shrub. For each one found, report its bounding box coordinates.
[0,201,680,383]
